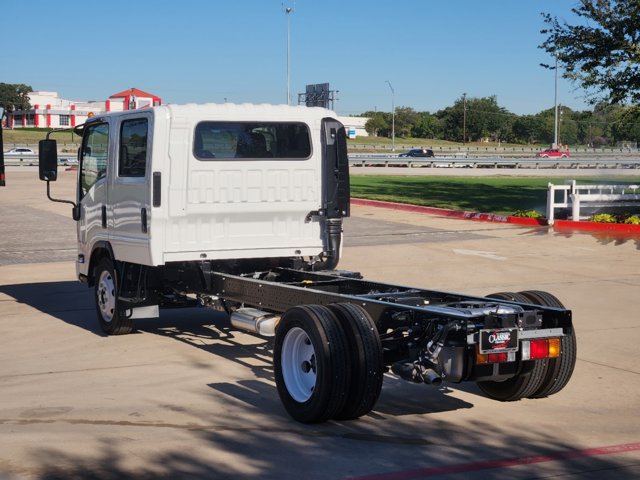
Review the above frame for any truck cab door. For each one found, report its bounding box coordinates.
[108,114,152,265]
[77,121,110,272]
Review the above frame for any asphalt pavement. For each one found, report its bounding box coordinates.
[0,169,639,479]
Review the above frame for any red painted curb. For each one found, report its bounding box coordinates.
[554,219,640,233]
[351,197,640,234]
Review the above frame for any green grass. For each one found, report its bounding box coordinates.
[350,175,640,215]
[3,128,79,144]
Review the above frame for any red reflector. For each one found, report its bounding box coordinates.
[530,339,549,359]
[487,352,508,363]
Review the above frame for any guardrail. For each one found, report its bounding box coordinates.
[3,154,76,166]
[5,153,640,170]
[348,144,640,155]
[546,180,640,224]
[348,155,640,169]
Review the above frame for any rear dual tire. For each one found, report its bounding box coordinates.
[476,291,576,401]
[274,303,383,423]
[518,290,577,398]
[328,303,384,421]
[476,292,548,401]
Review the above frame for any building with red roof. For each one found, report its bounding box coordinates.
[4,88,162,129]
[108,88,162,111]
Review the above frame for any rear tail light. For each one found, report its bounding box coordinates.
[521,338,561,361]
[476,348,516,364]
[548,338,561,358]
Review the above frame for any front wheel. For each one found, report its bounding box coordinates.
[274,305,349,423]
[94,258,134,335]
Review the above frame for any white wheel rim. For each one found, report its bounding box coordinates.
[281,327,317,403]
[97,270,116,323]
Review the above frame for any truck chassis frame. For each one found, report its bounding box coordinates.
[102,258,576,423]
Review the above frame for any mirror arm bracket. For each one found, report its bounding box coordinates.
[46,181,79,220]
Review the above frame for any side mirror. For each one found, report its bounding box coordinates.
[39,139,58,181]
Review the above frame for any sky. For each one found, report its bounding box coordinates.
[2,0,588,116]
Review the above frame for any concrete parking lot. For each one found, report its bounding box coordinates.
[0,169,639,479]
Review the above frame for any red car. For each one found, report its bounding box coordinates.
[537,148,570,158]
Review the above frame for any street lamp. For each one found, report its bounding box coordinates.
[462,92,467,144]
[285,5,294,105]
[558,107,563,147]
[386,80,395,151]
[553,55,559,148]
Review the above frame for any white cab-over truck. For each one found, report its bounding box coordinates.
[36,103,576,423]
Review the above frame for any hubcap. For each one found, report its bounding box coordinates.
[281,327,317,402]
[97,269,116,323]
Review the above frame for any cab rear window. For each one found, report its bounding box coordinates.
[193,122,311,160]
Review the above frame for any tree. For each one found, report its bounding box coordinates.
[437,95,512,142]
[0,83,32,111]
[411,112,441,139]
[363,111,389,137]
[610,106,640,143]
[557,108,579,146]
[540,0,640,104]
[512,115,545,144]
[393,106,419,138]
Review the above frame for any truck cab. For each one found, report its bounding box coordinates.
[71,104,349,282]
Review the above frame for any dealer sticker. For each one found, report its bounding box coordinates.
[479,328,519,354]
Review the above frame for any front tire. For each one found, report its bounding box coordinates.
[274,305,349,423]
[95,258,134,335]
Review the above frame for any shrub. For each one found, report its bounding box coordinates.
[589,213,617,223]
[623,215,640,225]
[512,209,543,219]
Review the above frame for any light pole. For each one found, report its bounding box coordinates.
[285,5,294,105]
[462,92,467,144]
[553,55,559,148]
[386,80,395,151]
[558,107,563,147]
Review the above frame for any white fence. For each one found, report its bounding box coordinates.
[546,181,640,224]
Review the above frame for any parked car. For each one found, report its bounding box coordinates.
[4,147,35,155]
[537,148,570,158]
[399,148,434,158]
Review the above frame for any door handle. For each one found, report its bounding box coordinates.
[141,208,148,233]
[101,205,107,228]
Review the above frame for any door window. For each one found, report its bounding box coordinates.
[80,122,109,198]
[119,118,148,177]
